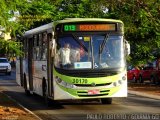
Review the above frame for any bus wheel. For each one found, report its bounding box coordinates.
[24,74,30,96]
[101,98,112,104]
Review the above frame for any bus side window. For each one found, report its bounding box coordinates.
[33,34,41,60]
[33,35,40,60]
[41,32,47,60]
[39,33,42,60]
[24,38,28,59]
[33,35,36,60]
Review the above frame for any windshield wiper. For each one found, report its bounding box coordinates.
[99,34,109,54]
[99,34,110,64]
[71,34,88,52]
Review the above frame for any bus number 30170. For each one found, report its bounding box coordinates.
[72,79,88,84]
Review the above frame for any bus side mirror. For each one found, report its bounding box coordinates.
[50,38,55,57]
[125,40,130,56]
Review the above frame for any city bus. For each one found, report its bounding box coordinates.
[16,18,130,104]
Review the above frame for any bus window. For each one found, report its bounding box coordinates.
[24,38,28,59]
[33,35,40,60]
[39,34,42,48]
[55,35,90,69]
[38,34,42,60]
[41,32,47,60]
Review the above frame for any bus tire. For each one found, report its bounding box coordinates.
[101,98,112,104]
[24,73,30,96]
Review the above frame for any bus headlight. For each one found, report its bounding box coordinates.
[122,75,126,81]
[113,80,123,87]
[55,76,76,89]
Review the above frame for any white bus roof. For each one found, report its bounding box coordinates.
[23,22,53,38]
[54,18,123,25]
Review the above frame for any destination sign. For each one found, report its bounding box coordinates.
[63,24,116,32]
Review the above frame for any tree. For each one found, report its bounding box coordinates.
[0,0,160,65]
[0,0,27,57]
[92,0,160,65]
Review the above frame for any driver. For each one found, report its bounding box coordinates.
[58,43,71,68]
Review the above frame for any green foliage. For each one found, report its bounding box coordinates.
[0,0,160,66]
[0,38,23,57]
[101,0,160,66]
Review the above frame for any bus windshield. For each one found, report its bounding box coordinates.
[54,34,125,70]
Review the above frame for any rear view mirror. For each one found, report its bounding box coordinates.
[50,38,55,57]
[125,40,130,56]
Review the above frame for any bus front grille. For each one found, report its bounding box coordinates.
[78,94,108,97]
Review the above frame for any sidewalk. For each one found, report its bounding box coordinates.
[0,90,40,120]
[128,82,160,100]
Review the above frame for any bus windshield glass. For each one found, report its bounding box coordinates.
[54,35,125,70]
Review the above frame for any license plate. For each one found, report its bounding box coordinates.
[88,89,100,95]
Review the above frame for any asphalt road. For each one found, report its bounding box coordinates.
[0,68,16,80]
[0,69,160,120]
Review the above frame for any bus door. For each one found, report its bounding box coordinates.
[47,33,54,97]
[28,38,33,91]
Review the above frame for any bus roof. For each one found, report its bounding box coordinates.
[23,22,53,38]
[23,18,123,38]
[54,18,123,26]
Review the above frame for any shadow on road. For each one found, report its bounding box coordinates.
[2,89,108,112]
[2,90,64,110]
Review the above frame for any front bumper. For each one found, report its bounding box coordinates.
[53,80,127,100]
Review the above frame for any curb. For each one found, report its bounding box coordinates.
[2,92,43,120]
[128,90,160,100]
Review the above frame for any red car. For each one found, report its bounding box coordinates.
[139,66,157,83]
[128,60,160,84]
[127,67,140,82]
